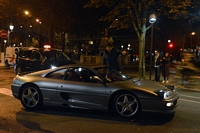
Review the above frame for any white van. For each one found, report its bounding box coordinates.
[5,47,20,66]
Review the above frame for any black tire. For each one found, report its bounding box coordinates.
[113,92,140,118]
[20,84,43,110]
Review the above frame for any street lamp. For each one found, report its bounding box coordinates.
[36,18,40,23]
[36,18,42,43]
[7,23,14,47]
[3,40,7,52]
[190,32,195,48]
[24,10,29,15]
[149,13,156,80]
[9,23,14,31]
[24,10,30,45]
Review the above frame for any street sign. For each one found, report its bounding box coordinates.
[0,30,8,38]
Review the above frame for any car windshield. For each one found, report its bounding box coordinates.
[40,51,71,60]
[94,67,132,82]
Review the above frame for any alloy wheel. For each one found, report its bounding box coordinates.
[21,85,42,110]
[114,93,139,118]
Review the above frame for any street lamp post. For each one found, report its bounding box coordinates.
[35,18,41,45]
[4,40,7,50]
[149,13,156,80]
[8,23,14,47]
[190,32,195,48]
[0,24,14,66]
[24,11,30,46]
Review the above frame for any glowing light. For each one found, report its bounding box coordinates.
[166,102,173,107]
[24,11,29,15]
[44,45,51,49]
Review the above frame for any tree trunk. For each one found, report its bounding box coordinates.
[138,26,147,78]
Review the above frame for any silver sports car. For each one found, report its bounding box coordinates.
[11,64,179,118]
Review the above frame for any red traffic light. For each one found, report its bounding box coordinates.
[168,43,174,48]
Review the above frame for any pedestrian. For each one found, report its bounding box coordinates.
[162,52,170,83]
[154,50,162,83]
[103,43,126,72]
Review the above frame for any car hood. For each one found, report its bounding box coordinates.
[113,77,169,92]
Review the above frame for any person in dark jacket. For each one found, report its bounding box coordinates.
[162,52,170,83]
[103,43,126,72]
[154,50,162,82]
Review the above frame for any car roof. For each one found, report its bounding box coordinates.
[57,64,106,69]
[19,64,106,76]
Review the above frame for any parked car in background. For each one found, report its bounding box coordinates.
[14,47,76,74]
[11,64,179,118]
[5,46,23,67]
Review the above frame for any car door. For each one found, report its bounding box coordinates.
[31,50,43,71]
[57,68,107,109]
[18,49,33,71]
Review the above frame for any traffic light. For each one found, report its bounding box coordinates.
[168,43,174,48]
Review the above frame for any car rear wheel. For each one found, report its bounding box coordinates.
[113,92,140,118]
[20,85,43,110]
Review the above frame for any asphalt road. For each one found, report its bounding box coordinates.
[0,68,200,133]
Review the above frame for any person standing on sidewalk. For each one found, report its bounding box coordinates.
[154,50,162,83]
[103,43,126,72]
[162,52,170,83]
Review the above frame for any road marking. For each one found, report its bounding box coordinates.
[179,94,200,100]
[179,99,200,104]
[0,88,13,97]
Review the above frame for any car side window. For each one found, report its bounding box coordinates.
[47,67,99,83]
[80,69,95,83]
[56,52,65,60]
[23,50,33,59]
[46,68,67,79]
[70,68,97,83]
[63,67,92,82]
[18,50,24,58]
[32,51,41,61]
[64,69,80,82]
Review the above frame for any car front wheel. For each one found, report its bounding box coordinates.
[20,85,43,110]
[113,92,140,118]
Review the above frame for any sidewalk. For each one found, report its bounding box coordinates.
[121,64,200,92]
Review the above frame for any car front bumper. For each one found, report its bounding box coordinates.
[11,83,21,99]
[140,91,179,113]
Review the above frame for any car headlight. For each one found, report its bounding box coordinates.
[163,91,173,100]
[154,90,173,100]
[51,65,57,69]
